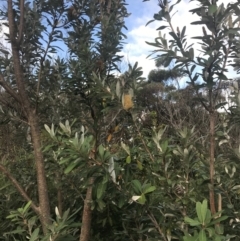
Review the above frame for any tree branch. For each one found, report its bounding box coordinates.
[0,74,21,103]
[7,0,32,114]
[36,18,58,111]
[0,94,18,113]
[0,164,40,214]
[17,0,25,45]
[134,121,155,162]
[147,210,167,241]
[0,95,28,124]
[8,0,16,43]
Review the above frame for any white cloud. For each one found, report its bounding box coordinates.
[0,20,10,55]
[123,0,235,79]
[0,21,8,38]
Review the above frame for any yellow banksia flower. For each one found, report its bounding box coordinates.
[123,94,133,110]
[107,134,112,143]
[114,124,119,132]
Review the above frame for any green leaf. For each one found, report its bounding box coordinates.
[126,155,131,163]
[208,4,217,14]
[164,12,170,21]
[169,0,181,12]
[154,13,163,21]
[189,48,194,60]
[190,65,196,73]
[98,144,105,159]
[232,185,240,190]
[62,208,70,221]
[201,199,208,224]
[192,74,199,82]
[227,204,234,209]
[215,102,227,110]
[60,122,67,133]
[205,227,215,237]
[50,123,55,137]
[138,194,146,204]
[161,38,168,49]
[169,31,178,41]
[137,160,143,170]
[64,160,79,174]
[23,201,32,213]
[44,124,51,135]
[196,201,203,223]
[97,199,106,210]
[184,217,201,226]
[29,228,40,241]
[214,236,222,241]
[121,142,130,155]
[143,185,156,194]
[97,182,107,199]
[131,180,142,194]
[216,73,228,80]
[181,26,186,39]
[156,26,168,30]
[191,21,207,25]
[198,230,207,241]
[183,231,199,241]
[183,236,196,241]
[145,41,162,47]
[118,197,125,208]
[205,210,212,225]
[146,19,155,26]
[209,215,228,225]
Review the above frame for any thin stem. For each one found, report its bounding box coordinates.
[0,74,21,103]
[0,164,39,214]
[36,17,59,110]
[147,210,167,241]
[134,121,155,162]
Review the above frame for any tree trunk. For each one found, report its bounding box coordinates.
[79,177,94,241]
[28,111,51,233]
[7,0,51,233]
[209,111,216,214]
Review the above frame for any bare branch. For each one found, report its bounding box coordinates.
[0,164,40,214]
[7,0,16,43]
[0,74,21,103]
[17,0,25,45]
[7,0,29,104]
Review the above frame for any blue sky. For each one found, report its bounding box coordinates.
[121,0,236,81]
[120,0,159,77]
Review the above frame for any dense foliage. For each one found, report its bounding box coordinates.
[1,0,240,240]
